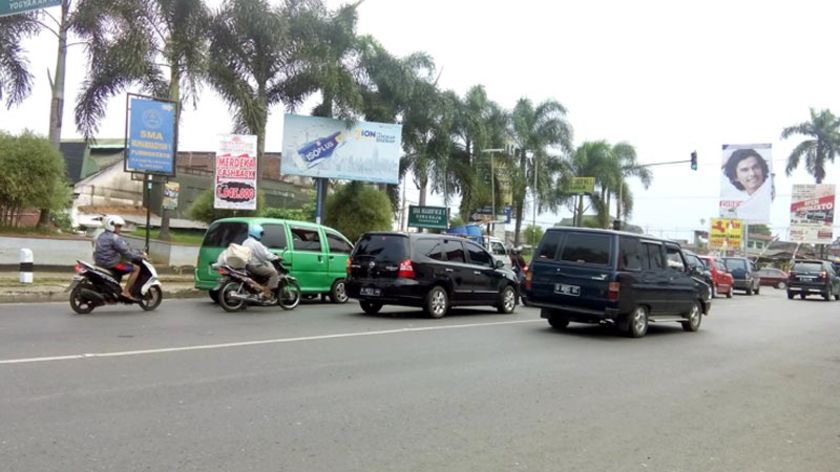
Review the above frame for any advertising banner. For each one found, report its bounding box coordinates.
[719,144,773,223]
[567,177,595,194]
[1,0,61,17]
[214,134,258,210]
[281,114,402,184]
[408,206,448,230]
[789,184,835,244]
[125,94,177,176]
[162,182,180,210]
[709,218,743,250]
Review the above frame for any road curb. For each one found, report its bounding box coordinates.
[0,287,205,304]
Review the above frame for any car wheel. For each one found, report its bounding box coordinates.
[776,281,787,290]
[823,291,831,301]
[681,301,702,332]
[497,285,516,314]
[726,288,733,299]
[787,291,794,300]
[359,300,383,315]
[626,306,649,338]
[209,288,220,304]
[548,316,569,330]
[754,284,760,295]
[800,293,807,299]
[834,292,840,301]
[329,279,349,304]
[711,285,717,298]
[424,286,449,319]
[745,286,753,296]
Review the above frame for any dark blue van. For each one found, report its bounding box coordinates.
[523,228,712,338]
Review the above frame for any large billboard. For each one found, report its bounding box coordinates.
[214,134,258,210]
[709,218,743,250]
[789,184,835,244]
[281,114,402,184]
[719,144,773,223]
[125,94,177,176]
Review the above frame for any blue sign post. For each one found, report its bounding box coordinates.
[0,0,61,17]
[125,94,177,176]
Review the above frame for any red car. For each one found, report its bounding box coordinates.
[698,255,734,298]
[756,267,789,289]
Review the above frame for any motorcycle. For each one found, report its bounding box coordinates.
[214,258,301,312]
[67,258,163,314]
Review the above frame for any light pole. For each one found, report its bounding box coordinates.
[480,148,505,235]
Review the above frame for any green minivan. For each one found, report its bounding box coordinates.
[194,217,354,303]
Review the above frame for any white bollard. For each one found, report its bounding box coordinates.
[20,248,33,284]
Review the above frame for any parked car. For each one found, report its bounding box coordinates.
[697,255,734,298]
[756,267,789,289]
[684,250,714,294]
[721,257,761,295]
[787,260,840,301]
[346,232,519,318]
[483,236,513,270]
[194,218,354,303]
[523,228,711,338]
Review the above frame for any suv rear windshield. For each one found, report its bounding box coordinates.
[202,222,248,247]
[353,234,408,262]
[793,262,823,272]
[558,232,611,265]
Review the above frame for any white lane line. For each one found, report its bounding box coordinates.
[0,319,542,365]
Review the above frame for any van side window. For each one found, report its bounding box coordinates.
[290,226,322,252]
[558,233,610,265]
[415,238,445,261]
[262,224,288,250]
[642,243,664,271]
[537,231,562,260]
[202,222,248,247]
[665,245,686,271]
[619,236,642,271]
[326,231,352,254]
[443,240,466,263]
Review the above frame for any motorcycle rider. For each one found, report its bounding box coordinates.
[94,215,145,301]
[242,224,280,299]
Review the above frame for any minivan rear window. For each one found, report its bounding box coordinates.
[558,232,611,265]
[793,262,822,272]
[202,222,248,247]
[724,258,747,271]
[354,235,408,262]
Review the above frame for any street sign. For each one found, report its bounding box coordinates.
[125,94,177,176]
[568,177,595,194]
[469,206,512,224]
[0,0,60,17]
[408,205,448,229]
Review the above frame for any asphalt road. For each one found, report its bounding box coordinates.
[1,289,839,471]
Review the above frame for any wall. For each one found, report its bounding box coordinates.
[123,235,198,268]
[0,235,94,266]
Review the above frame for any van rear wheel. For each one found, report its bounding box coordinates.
[547,317,569,330]
[360,301,383,315]
[681,301,702,332]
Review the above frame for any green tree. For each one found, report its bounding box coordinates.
[523,225,544,246]
[0,13,39,109]
[561,141,615,227]
[607,142,651,227]
[0,131,70,226]
[324,182,392,243]
[188,188,264,224]
[781,108,840,183]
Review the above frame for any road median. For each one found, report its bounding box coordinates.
[0,282,203,304]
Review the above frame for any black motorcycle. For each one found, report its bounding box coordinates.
[214,258,301,312]
[67,258,163,314]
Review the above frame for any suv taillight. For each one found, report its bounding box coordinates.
[398,259,415,279]
[525,270,533,290]
[346,257,352,276]
[608,282,620,301]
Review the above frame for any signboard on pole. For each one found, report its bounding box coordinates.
[0,0,61,17]
[407,206,448,230]
[281,114,402,184]
[709,218,743,250]
[162,181,180,210]
[789,184,835,244]
[214,134,258,210]
[567,177,595,194]
[719,144,773,223]
[125,94,177,176]
[469,206,512,224]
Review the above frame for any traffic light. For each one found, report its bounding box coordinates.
[690,151,698,171]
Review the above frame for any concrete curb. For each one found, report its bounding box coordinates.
[0,287,205,304]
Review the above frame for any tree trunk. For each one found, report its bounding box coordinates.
[159,65,181,241]
[513,200,524,246]
[418,177,427,207]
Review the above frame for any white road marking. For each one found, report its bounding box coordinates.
[0,319,542,365]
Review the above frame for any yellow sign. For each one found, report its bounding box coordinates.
[568,177,595,194]
[709,218,743,249]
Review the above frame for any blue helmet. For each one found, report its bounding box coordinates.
[248,224,264,240]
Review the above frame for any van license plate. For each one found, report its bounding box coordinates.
[555,284,580,296]
[360,287,381,297]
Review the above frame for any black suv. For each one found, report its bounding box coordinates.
[523,228,711,338]
[346,232,519,318]
[787,260,840,301]
[721,257,761,295]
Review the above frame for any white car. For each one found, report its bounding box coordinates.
[483,236,513,270]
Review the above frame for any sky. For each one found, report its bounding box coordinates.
[2,0,840,241]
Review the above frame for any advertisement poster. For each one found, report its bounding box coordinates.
[162,181,180,210]
[719,144,773,223]
[789,184,835,244]
[709,218,743,250]
[125,94,177,176]
[214,134,258,210]
[281,114,402,184]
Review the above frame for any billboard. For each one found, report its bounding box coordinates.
[567,177,595,194]
[281,114,402,184]
[789,184,835,244]
[719,144,773,223]
[125,94,177,176]
[214,134,258,210]
[709,218,743,250]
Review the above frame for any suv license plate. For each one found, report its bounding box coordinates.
[555,283,580,296]
[360,287,381,297]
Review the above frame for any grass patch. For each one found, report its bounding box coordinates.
[129,228,205,246]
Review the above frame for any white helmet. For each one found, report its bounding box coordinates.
[104,215,126,232]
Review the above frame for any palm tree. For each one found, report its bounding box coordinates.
[509,97,573,244]
[608,142,651,228]
[562,141,616,226]
[781,108,840,183]
[0,13,39,109]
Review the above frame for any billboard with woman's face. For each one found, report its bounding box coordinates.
[719,144,774,223]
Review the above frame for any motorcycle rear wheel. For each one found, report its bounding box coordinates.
[69,282,96,315]
[278,279,301,310]
[219,281,247,312]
